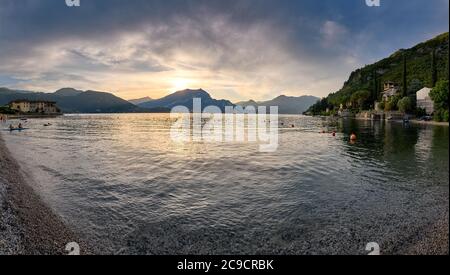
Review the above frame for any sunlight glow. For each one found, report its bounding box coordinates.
[171,78,191,92]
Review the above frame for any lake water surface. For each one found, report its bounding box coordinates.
[2,114,448,254]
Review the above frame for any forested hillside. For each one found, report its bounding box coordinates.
[308,32,449,115]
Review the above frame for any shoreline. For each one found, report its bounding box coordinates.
[409,119,449,127]
[1,114,63,120]
[0,133,90,255]
[352,117,449,127]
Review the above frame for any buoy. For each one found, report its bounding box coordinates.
[350,133,357,141]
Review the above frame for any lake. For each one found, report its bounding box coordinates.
[1,114,448,255]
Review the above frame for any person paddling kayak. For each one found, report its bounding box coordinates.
[8,123,25,131]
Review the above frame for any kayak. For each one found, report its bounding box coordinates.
[4,128,29,131]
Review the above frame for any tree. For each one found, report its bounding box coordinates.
[407,79,422,109]
[351,90,371,110]
[446,50,449,81]
[415,107,427,118]
[431,49,438,87]
[307,97,333,115]
[371,70,378,103]
[385,101,393,112]
[385,95,401,112]
[377,79,382,101]
[402,52,408,97]
[408,79,423,96]
[430,80,449,122]
[430,80,449,110]
[397,97,413,114]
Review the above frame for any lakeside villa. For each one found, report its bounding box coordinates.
[379,81,435,116]
[416,87,434,115]
[9,100,61,114]
[382,81,400,102]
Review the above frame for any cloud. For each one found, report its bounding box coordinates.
[320,21,349,47]
[0,0,448,101]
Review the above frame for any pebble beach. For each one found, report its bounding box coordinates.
[0,133,89,255]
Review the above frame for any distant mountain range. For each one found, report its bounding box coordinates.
[1,87,319,114]
[0,88,144,113]
[137,89,233,112]
[236,95,319,114]
[136,89,319,114]
[128,97,153,105]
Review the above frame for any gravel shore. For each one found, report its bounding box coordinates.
[403,213,449,255]
[0,133,90,255]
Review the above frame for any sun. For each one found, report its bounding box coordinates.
[171,78,191,92]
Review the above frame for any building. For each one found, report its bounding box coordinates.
[383,81,398,91]
[382,81,400,102]
[416,87,434,115]
[9,100,60,114]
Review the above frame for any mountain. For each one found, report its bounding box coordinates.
[55,90,142,113]
[128,96,153,105]
[138,89,234,112]
[0,88,141,113]
[0,87,32,95]
[54,88,84,97]
[307,32,449,115]
[235,99,258,106]
[236,95,319,114]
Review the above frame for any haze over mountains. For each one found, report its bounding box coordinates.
[1,87,319,114]
[236,95,319,114]
[133,89,319,114]
[128,97,153,105]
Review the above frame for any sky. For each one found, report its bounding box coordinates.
[0,0,448,101]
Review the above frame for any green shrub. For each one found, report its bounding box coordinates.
[0,106,16,114]
[397,97,413,113]
[415,108,427,117]
[443,110,449,122]
[430,80,449,122]
[385,101,393,112]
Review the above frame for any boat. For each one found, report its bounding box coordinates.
[4,128,28,132]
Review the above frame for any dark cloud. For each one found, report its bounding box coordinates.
[0,0,448,99]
